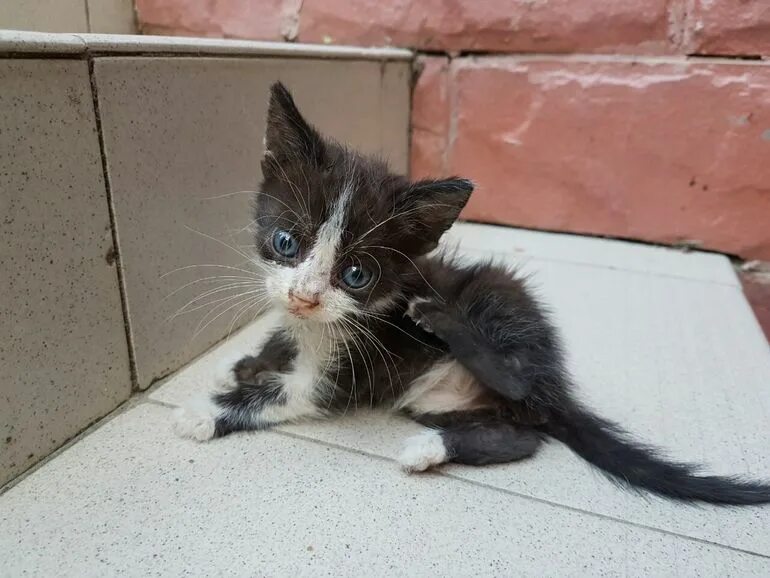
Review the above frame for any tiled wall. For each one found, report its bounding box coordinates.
[0,0,135,34]
[0,32,411,486]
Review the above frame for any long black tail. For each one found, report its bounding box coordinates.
[544,400,770,505]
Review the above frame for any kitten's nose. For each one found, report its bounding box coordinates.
[287,290,321,315]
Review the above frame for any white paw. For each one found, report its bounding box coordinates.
[173,396,219,441]
[398,431,448,472]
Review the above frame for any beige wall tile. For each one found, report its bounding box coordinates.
[86,0,135,34]
[380,61,411,174]
[0,60,132,486]
[0,0,88,33]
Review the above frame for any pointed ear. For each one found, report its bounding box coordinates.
[396,178,474,254]
[263,81,325,166]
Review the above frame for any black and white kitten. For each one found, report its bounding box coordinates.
[175,82,770,505]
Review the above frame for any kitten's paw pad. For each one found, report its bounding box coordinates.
[173,398,218,441]
[398,431,448,473]
[405,297,436,333]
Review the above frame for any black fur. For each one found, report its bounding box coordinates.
[546,401,770,505]
[409,257,770,505]
[204,82,770,506]
[416,410,543,466]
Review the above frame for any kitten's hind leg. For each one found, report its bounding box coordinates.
[398,411,542,472]
[406,299,532,400]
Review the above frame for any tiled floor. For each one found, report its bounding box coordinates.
[3,223,770,577]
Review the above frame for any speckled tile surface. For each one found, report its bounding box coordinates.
[446,222,738,285]
[2,402,769,576]
[151,225,770,557]
[0,30,85,53]
[83,0,135,34]
[0,1,89,35]
[0,60,131,486]
[93,57,410,389]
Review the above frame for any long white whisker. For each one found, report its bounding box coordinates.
[351,203,456,247]
[360,244,443,302]
[193,292,268,337]
[339,317,375,409]
[163,274,262,302]
[166,281,264,321]
[160,263,262,280]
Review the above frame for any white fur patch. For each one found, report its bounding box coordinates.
[405,296,431,320]
[212,349,248,390]
[398,431,448,472]
[263,181,359,324]
[173,395,219,441]
[395,359,486,414]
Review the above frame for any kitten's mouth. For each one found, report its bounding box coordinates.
[288,307,316,319]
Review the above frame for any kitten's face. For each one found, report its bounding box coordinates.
[253,83,473,327]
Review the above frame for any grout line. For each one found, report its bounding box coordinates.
[0,394,147,496]
[83,0,92,33]
[0,389,181,496]
[144,398,177,409]
[445,56,457,175]
[445,52,768,66]
[454,222,741,287]
[462,248,740,289]
[271,428,770,561]
[87,57,139,389]
[5,389,769,561]
[458,219,742,260]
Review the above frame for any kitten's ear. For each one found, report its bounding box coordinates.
[263,81,325,166]
[397,178,474,254]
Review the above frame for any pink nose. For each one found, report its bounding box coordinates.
[288,290,320,315]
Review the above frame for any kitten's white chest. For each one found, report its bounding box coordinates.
[271,325,335,418]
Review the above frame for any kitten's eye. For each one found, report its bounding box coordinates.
[340,265,373,290]
[272,229,299,258]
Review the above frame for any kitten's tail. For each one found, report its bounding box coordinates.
[544,400,770,505]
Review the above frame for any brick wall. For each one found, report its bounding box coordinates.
[135,0,770,340]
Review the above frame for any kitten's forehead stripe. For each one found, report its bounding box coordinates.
[293,179,355,296]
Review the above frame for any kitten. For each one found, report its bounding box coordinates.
[175,82,770,505]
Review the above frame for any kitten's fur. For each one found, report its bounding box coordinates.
[175,82,770,505]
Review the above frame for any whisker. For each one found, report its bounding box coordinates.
[351,203,456,248]
[163,275,261,302]
[360,244,444,302]
[193,292,268,337]
[359,310,444,353]
[166,281,264,321]
[160,263,262,279]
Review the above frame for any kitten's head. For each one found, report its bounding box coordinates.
[254,82,473,326]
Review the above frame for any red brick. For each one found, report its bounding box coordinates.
[135,0,301,40]
[411,57,450,180]
[298,0,674,54]
[434,57,770,260]
[740,269,770,343]
[689,0,770,57]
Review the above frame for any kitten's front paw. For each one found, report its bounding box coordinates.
[173,396,219,441]
[405,297,437,334]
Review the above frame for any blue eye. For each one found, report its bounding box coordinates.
[341,265,373,289]
[272,229,299,258]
